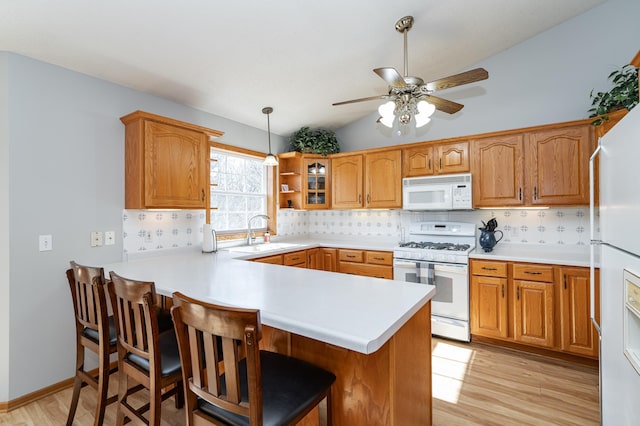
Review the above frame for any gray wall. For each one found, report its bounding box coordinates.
[0,53,285,400]
[336,0,640,151]
[0,52,9,402]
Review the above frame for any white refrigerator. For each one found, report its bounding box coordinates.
[593,104,640,425]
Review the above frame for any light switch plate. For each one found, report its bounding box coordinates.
[39,235,53,251]
[105,231,115,245]
[91,231,103,247]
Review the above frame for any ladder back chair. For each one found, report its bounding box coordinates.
[171,291,336,426]
[107,272,184,426]
[66,261,117,426]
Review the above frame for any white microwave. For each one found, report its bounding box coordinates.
[402,174,473,211]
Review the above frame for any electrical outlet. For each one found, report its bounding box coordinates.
[39,235,53,251]
[145,231,152,243]
[105,231,115,245]
[91,231,104,247]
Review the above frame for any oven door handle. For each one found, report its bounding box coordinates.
[431,263,468,274]
[393,260,418,269]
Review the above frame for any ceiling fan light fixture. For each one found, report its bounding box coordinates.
[262,106,278,167]
[378,101,395,128]
[415,100,436,127]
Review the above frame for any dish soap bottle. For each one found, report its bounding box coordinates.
[264,231,271,243]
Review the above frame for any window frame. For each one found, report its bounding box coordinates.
[208,141,276,241]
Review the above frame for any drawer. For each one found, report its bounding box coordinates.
[339,249,364,263]
[284,250,307,267]
[254,254,283,265]
[513,263,554,282]
[339,262,393,279]
[471,260,508,278]
[365,251,393,266]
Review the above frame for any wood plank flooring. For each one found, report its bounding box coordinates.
[0,338,599,425]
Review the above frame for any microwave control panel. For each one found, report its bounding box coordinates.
[452,183,472,209]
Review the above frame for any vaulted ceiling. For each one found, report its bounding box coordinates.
[0,0,606,135]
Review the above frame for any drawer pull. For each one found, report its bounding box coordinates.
[291,256,301,261]
[346,255,356,259]
[524,271,542,275]
[482,267,498,271]
[373,257,385,261]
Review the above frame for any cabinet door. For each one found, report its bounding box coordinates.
[302,158,331,209]
[471,135,525,207]
[144,121,207,208]
[365,150,402,208]
[403,146,434,177]
[320,248,337,272]
[560,267,598,357]
[436,141,469,174]
[332,155,363,209]
[470,275,509,338]
[514,280,555,348]
[306,248,320,270]
[527,125,591,205]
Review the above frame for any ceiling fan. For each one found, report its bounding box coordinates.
[333,16,489,128]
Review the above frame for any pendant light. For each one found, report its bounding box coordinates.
[262,107,278,166]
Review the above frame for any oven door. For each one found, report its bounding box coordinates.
[393,259,469,321]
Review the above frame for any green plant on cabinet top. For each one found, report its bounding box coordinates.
[589,64,638,126]
[289,126,340,156]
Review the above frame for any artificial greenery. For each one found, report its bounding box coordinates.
[589,64,638,125]
[289,126,340,156]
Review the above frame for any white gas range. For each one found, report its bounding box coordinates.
[393,222,476,342]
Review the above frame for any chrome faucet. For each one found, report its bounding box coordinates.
[247,214,269,245]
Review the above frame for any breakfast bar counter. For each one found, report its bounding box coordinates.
[102,248,435,425]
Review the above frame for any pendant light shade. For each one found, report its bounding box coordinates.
[262,107,278,166]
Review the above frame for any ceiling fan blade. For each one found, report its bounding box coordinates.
[425,68,489,92]
[425,96,464,114]
[373,68,407,88]
[332,95,389,106]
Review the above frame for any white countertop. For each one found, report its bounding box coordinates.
[470,243,595,267]
[103,247,434,355]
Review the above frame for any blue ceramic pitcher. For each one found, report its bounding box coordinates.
[479,229,503,252]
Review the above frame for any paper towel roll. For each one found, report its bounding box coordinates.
[203,223,215,253]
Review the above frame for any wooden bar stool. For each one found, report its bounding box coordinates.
[66,261,117,426]
[171,291,336,426]
[107,272,184,426]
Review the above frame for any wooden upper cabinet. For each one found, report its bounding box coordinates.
[121,111,222,209]
[302,157,331,210]
[472,134,525,207]
[331,154,363,209]
[365,150,402,208]
[332,150,401,209]
[403,141,469,177]
[526,125,592,206]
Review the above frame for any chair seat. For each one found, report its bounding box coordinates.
[127,329,182,377]
[83,315,117,346]
[199,350,336,426]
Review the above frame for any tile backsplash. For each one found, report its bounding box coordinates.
[123,207,596,255]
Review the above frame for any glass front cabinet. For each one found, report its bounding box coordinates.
[303,157,331,209]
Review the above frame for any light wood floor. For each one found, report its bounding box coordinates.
[0,338,599,426]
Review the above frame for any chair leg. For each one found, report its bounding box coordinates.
[149,381,162,426]
[93,349,111,426]
[115,367,127,426]
[66,344,84,426]
[174,381,184,409]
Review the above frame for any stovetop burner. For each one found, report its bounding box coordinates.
[399,241,471,252]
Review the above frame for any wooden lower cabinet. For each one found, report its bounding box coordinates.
[470,259,598,360]
[284,250,308,268]
[253,254,283,265]
[338,249,393,279]
[470,274,508,338]
[319,248,337,272]
[559,267,600,357]
[306,248,320,269]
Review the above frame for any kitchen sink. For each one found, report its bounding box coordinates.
[225,242,302,253]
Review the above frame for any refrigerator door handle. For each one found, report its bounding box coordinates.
[589,138,602,334]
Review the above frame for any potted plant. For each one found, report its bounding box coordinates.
[589,64,638,125]
[289,126,340,156]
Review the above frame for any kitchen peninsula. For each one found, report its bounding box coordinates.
[102,247,436,425]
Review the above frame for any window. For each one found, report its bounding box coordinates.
[209,147,268,233]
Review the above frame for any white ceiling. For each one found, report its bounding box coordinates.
[0,0,606,135]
